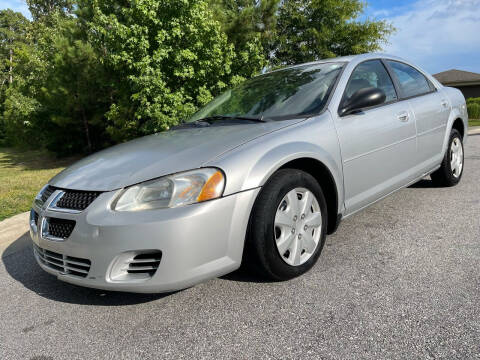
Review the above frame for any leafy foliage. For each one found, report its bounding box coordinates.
[274,0,393,65]
[77,0,240,141]
[467,97,480,119]
[0,10,30,143]
[209,0,279,77]
[0,0,393,154]
[26,0,74,21]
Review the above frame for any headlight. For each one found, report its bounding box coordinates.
[113,168,225,211]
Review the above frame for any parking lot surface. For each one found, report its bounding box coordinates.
[1,135,479,360]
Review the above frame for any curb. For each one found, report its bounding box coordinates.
[468,126,480,135]
[0,212,30,257]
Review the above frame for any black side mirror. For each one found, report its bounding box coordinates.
[340,87,386,116]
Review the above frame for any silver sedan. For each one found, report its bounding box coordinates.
[30,53,468,293]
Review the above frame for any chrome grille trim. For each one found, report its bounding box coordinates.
[30,209,39,232]
[33,244,91,278]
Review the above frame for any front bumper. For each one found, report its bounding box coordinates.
[30,187,260,293]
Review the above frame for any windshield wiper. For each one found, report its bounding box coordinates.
[198,115,270,123]
[171,115,270,130]
[171,119,211,129]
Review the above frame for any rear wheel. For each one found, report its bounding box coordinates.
[431,129,464,186]
[246,169,328,280]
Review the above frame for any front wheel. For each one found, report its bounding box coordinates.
[431,129,464,187]
[246,169,328,280]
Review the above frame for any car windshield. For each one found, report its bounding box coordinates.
[187,62,344,122]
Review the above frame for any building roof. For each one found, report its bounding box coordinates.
[433,69,480,85]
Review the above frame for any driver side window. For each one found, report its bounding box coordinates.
[344,60,397,104]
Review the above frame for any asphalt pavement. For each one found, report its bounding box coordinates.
[1,135,479,360]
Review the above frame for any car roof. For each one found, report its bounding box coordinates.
[266,53,410,73]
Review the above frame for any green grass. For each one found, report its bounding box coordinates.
[0,148,78,221]
[469,119,480,127]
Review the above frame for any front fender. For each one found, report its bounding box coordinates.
[207,114,345,212]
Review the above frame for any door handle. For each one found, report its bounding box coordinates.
[397,112,409,122]
[441,99,449,108]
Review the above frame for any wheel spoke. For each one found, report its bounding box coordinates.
[300,191,313,215]
[456,156,462,174]
[275,210,294,228]
[291,237,302,265]
[304,212,322,228]
[277,232,295,255]
[302,232,316,253]
[452,140,459,151]
[286,190,299,216]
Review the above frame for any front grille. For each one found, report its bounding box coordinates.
[33,244,91,278]
[127,252,162,276]
[55,190,102,211]
[48,218,76,239]
[40,185,56,203]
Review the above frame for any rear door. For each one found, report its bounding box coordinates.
[385,60,450,169]
[334,59,417,215]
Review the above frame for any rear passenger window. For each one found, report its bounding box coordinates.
[344,60,397,104]
[386,61,434,98]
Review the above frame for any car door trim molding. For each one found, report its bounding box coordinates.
[417,123,447,137]
[343,134,417,164]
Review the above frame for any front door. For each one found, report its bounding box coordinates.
[334,59,417,215]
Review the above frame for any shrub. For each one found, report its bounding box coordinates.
[467,98,480,119]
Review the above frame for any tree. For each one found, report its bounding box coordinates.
[3,13,111,154]
[77,0,239,142]
[0,0,395,154]
[0,10,29,143]
[209,0,279,77]
[273,0,394,65]
[36,15,112,153]
[0,10,29,85]
[27,0,74,21]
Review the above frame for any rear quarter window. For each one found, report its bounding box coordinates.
[386,60,435,98]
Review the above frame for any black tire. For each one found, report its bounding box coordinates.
[430,129,464,187]
[245,169,328,280]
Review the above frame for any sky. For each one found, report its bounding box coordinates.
[1,0,480,74]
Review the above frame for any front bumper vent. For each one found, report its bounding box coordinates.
[110,251,163,282]
[127,252,163,276]
[33,243,91,278]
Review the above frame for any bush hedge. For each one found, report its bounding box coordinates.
[467,97,480,119]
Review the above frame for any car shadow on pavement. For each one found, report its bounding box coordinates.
[220,261,276,283]
[1,233,172,306]
[408,178,444,189]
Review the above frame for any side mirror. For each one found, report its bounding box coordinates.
[340,87,386,116]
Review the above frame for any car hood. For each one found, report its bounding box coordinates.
[49,119,304,191]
